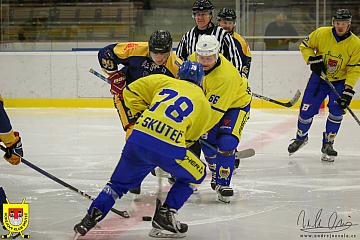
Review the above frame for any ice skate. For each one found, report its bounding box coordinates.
[321,143,337,162]
[288,137,308,155]
[149,199,188,238]
[74,208,102,236]
[129,185,141,194]
[216,185,234,203]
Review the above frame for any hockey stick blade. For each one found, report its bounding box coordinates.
[0,145,130,218]
[252,90,301,108]
[288,89,302,106]
[235,148,255,159]
[200,139,255,159]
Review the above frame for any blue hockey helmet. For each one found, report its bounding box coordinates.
[178,61,204,87]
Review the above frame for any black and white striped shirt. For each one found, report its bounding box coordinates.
[176,23,242,72]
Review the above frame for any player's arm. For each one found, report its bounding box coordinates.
[336,47,360,109]
[98,43,122,73]
[299,30,319,63]
[235,35,252,78]
[345,47,360,89]
[0,98,23,165]
[299,29,326,76]
[97,43,129,98]
[222,32,242,72]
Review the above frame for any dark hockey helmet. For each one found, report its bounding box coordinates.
[217,8,236,21]
[333,9,352,21]
[192,0,214,13]
[178,61,204,87]
[148,30,172,53]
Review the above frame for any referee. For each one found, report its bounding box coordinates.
[176,0,242,73]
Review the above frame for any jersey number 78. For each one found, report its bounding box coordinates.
[149,89,194,123]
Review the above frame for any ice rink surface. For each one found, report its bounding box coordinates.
[1,108,359,240]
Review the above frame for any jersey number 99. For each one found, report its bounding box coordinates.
[150,89,194,123]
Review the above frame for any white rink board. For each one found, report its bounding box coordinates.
[1,51,359,99]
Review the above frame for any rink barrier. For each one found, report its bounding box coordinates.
[4,98,360,109]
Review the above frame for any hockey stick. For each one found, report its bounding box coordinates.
[199,139,255,159]
[89,68,111,84]
[0,145,130,218]
[90,67,301,109]
[320,73,360,127]
[252,90,301,108]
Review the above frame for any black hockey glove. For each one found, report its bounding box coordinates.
[337,88,355,109]
[308,56,326,76]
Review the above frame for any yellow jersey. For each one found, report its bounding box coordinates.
[189,54,252,127]
[299,26,360,88]
[123,74,212,156]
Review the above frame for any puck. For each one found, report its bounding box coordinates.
[142,216,152,221]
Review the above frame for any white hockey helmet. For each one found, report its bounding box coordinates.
[195,35,220,59]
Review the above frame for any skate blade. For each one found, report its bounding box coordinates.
[288,140,308,156]
[217,195,231,203]
[73,232,82,240]
[321,154,335,162]
[149,228,186,238]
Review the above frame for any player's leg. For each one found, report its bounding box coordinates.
[124,125,143,194]
[150,150,206,237]
[232,104,250,174]
[74,142,154,236]
[288,73,328,154]
[321,80,345,162]
[168,140,202,188]
[212,108,248,203]
[200,125,219,190]
[214,134,238,203]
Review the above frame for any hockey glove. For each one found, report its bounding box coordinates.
[337,88,355,109]
[108,71,127,98]
[3,132,23,165]
[308,56,326,76]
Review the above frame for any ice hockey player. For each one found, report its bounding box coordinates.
[0,95,23,230]
[176,0,242,73]
[288,9,360,162]
[217,7,252,79]
[98,30,182,194]
[189,35,252,203]
[74,61,213,238]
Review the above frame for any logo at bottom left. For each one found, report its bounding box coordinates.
[2,198,30,239]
